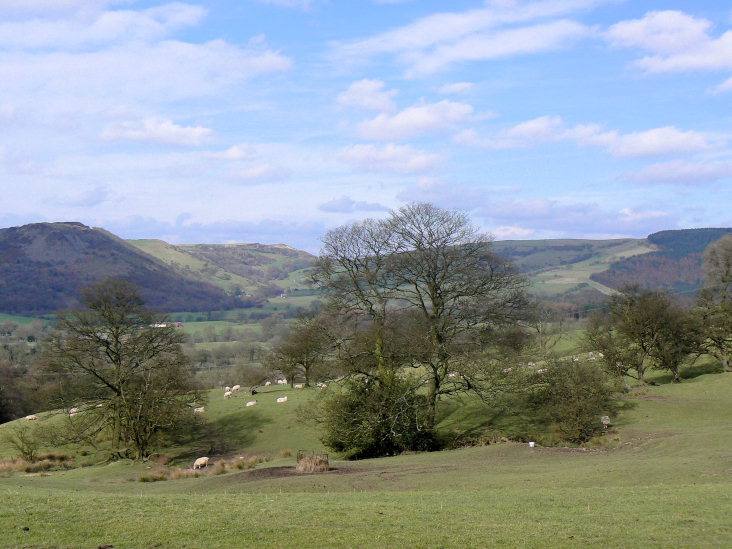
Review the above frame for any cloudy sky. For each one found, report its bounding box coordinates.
[1,0,731,252]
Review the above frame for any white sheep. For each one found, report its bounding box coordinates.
[502,367,513,373]
[225,386,231,392]
[224,390,233,399]
[294,383,304,389]
[277,379,287,385]
[317,382,327,388]
[69,407,79,417]
[232,384,241,392]
[536,368,548,374]
[276,396,288,403]
[246,400,258,407]
[264,381,272,386]
[194,406,205,414]
[25,414,37,421]
[193,456,209,469]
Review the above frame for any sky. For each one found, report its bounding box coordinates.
[1,0,731,253]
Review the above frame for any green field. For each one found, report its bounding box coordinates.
[0,368,730,548]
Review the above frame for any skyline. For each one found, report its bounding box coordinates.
[1,0,731,253]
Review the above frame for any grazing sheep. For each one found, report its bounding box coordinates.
[276,396,288,403]
[317,382,327,388]
[193,456,209,469]
[25,415,37,421]
[294,383,304,389]
[598,352,604,358]
[527,361,535,367]
[224,390,233,399]
[194,406,205,414]
[277,379,287,385]
[246,400,258,407]
[264,381,272,386]
[232,385,241,392]
[536,368,548,374]
[225,386,231,392]
[502,367,513,374]
[601,415,612,429]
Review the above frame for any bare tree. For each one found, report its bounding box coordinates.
[43,279,203,460]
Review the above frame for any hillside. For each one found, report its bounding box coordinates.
[0,223,242,315]
[127,239,315,299]
[589,228,732,294]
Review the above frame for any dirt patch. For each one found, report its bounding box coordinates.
[232,465,354,481]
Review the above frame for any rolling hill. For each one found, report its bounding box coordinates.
[1,222,730,317]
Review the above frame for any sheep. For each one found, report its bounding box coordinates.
[264,381,272,386]
[194,406,205,414]
[25,414,37,421]
[536,368,548,374]
[246,400,258,407]
[600,415,612,429]
[527,361,535,367]
[294,383,304,389]
[224,390,233,399]
[317,382,327,388]
[502,367,513,374]
[225,386,231,392]
[277,379,287,385]
[69,407,79,417]
[598,352,604,358]
[276,396,288,403]
[193,456,209,469]
[232,384,241,392]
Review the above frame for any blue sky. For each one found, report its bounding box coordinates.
[1,0,730,252]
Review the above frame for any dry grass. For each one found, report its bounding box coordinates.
[136,454,271,482]
[0,452,75,474]
[295,454,329,473]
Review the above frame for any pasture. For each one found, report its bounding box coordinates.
[0,372,730,548]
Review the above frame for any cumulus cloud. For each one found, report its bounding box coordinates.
[0,3,206,49]
[228,163,291,183]
[207,144,258,160]
[337,79,398,113]
[456,116,723,158]
[477,198,678,237]
[338,143,441,173]
[258,0,314,9]
[606,10,732,73]
[396,177,516,211]
[630,159,732,185]
[439,82,474,94]
[333,0,603,74]
[318,196,387,213]
[100,117,212,146]
[357,99,473,140]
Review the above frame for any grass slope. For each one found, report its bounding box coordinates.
[1,371,730,548]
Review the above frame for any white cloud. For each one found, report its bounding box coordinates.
[334,0,604,74]
[337,79,398,113]
[606,11,732,73]
[713,75,732,94]
[100,117,212,146]
[207,144,258,160]
[318,196,387,213]
[258,0,314,9]
[456,116,722,158]
[631,159,732,184]
[338,143,441,173]
[0,3,206,49]
[406,19,590,75]
[492,225,536,240]
[228,163,291,183]
[439,82,473,94]
[357,99,473,140]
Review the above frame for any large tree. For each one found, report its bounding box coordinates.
[43,279,203,460]
[314,203,527,429]
[698,235,732,371]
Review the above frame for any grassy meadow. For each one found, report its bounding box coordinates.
[0,366,730,548]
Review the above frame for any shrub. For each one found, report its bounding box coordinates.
[530,360,622,444]
[318,376,438,459]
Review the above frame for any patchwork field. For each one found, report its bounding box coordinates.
[0,370,730,548]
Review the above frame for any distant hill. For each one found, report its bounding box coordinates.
[589,228,732,294]
[2,222,729,317]
[0,223,243,315]
[127,240,315,299]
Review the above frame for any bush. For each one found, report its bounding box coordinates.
[530,360,622,444]
[318,376,438,459]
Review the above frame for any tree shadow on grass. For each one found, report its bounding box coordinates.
[177,410,272,462]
